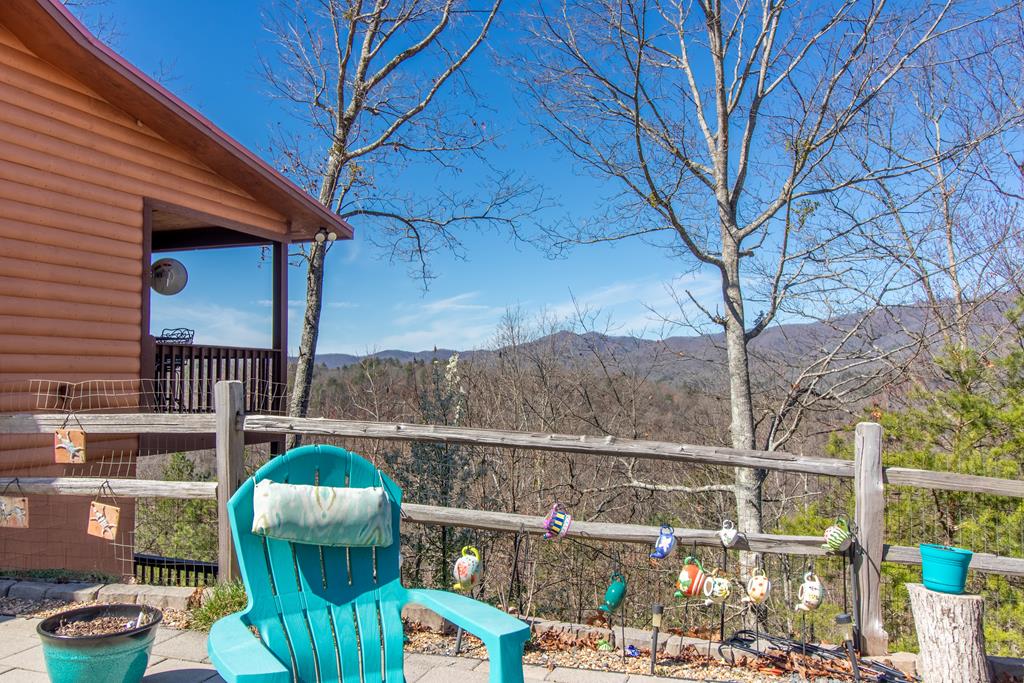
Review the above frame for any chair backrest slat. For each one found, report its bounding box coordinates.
[292,543,343,681]
[227,444,406,683]
[263,536,320,681]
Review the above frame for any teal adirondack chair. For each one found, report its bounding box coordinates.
[207,444,530,682]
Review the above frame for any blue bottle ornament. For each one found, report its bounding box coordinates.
[598,572,627,613]
[649,524,676,560]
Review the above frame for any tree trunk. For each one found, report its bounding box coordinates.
[287,239,327,449]
[907,583,991,683]
[721,253,763,540]
[288,153,343,447]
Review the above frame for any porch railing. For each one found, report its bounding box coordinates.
[152,343,283,414]
[133,553,218,587]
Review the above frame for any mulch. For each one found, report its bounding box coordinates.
[0,596,191,630]
[53,613,149,637]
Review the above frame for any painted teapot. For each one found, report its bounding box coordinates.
[599,572,627,613]
[452,546,481,591]
[543,502,572,541]
[742,568,771,605]
[717,519,740,548]
[649,524,676,560]
[702,572,731,606]
[822,516,852,553]
[796,572,824,611]
[674,556,708,599]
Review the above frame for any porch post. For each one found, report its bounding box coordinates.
[272,240,287,415]
[215,380,245,583]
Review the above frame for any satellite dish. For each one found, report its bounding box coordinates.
[151,258,188,296]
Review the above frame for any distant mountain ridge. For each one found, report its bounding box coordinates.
[301,300,1010,370]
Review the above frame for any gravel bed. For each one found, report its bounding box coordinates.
[0,596,191,629]
[404,626,785,682]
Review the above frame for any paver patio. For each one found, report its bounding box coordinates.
[0,616,706,683]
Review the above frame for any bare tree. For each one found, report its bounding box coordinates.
[520,0,1020,544]
[263,0,537,430]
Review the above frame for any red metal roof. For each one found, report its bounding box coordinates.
[0,0,352,242]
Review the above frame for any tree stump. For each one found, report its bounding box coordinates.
[907,583,992,683]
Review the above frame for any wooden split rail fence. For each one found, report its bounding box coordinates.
[2,380,1024,655]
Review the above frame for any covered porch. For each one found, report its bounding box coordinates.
[142,199,291,415]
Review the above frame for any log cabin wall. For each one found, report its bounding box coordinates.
[0,22,289,575]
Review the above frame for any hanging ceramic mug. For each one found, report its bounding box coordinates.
[452,546,481,591]
[702,572,731,606]
[742,568,771,605]
[717,519,740,548]
[674,556,707,599]
[599,572,627,613]
[649,524,676,560]
[822,516,852,553]
[543,503,572,541]
[796,572,824,611]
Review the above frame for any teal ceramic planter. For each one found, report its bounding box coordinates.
[37,604,161,683]
[920,543,973,594]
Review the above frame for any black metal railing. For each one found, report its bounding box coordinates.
[152,343,284,413]
[133,553,218,587]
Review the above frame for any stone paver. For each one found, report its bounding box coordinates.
[96,583,139,604]
[7,582,49,601]
[153,629,211,663]
[144,657,219,682]
[0,635,39,659]
[0,617,40,638]
[0,644,47,673]
[155,626,187,644]
[135,585,195,611]
[416,667,490,683]
[473,660,550,680]
[0,668,48,682]
[545,667,629,683]
[405,652,481,671]
[45,582,102,602]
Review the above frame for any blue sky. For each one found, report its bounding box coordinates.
[74,1,715,354]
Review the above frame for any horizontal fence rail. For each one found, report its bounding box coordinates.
[0,475,1020,579]
[3,412,1018,498]
[0,477,216,499]
[4,377,1024,657]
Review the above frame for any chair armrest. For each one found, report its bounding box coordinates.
[404,588,530,643]
[208,613,291,683]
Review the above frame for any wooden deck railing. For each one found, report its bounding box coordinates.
[4,379,1024,656]
[152,343,283,414]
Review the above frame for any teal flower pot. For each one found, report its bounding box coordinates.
[37,604,161,683]
[920,543,973,594]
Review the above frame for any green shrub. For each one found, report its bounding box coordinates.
[189,581,247,631]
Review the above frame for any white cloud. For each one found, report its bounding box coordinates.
[255,299,306,308]
[313,275,722,354]
[370,291,504,350]
[152,300,272,348]
[542,273,720,335]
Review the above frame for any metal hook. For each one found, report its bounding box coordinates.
[97,480,118,507]
[1,477,23,497]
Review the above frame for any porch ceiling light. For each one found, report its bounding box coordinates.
[315,227,338,243]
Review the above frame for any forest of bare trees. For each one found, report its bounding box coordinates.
[100,0,1022,653]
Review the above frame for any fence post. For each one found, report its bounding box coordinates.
[854,421,889,655]
[215,380,245,583]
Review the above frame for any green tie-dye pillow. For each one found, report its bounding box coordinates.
[251,479,393,547]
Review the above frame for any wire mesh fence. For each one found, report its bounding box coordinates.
[0,378,285,584]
